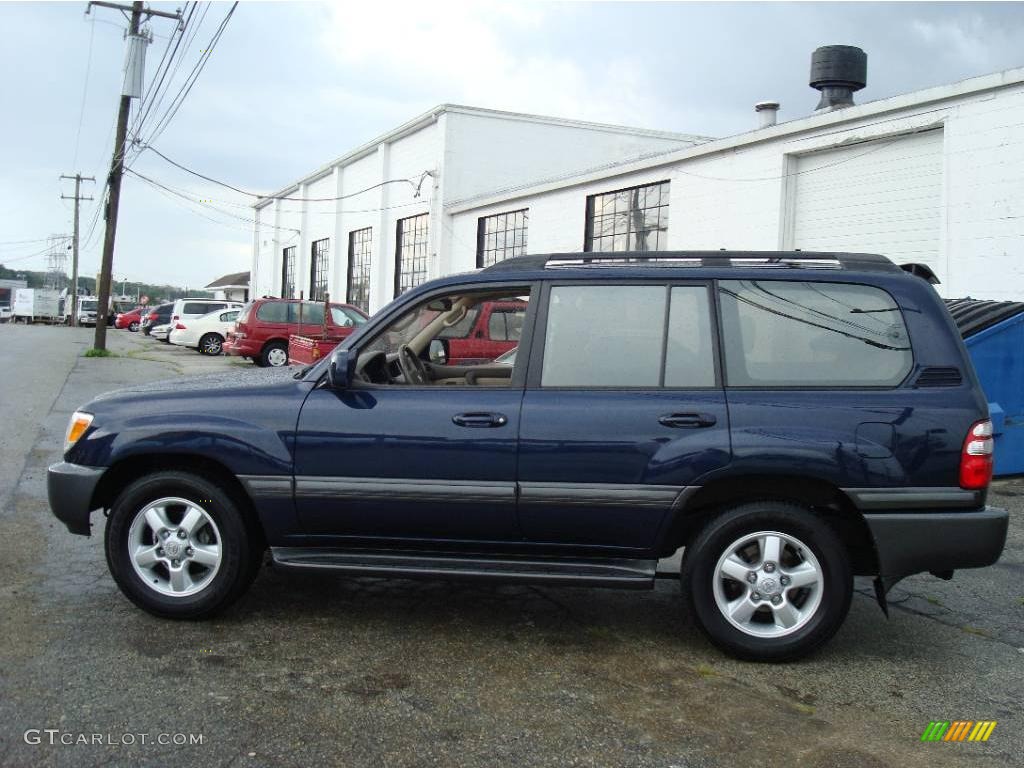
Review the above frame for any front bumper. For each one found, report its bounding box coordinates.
[47,462,105,536]
[865,507,1008,579]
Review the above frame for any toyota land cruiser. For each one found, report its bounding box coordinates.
[47,251,1008,661]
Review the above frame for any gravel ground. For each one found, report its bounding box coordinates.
[1,323,1020,768]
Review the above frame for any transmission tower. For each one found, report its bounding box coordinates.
[45,235,69,291]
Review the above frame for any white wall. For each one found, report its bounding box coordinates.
[447,79,1024,301]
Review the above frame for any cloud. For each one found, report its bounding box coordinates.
[315,0,667,126]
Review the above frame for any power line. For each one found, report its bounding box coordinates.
[71,16,97,170]
[126,167,300,233]
[132,1,209,153]
[127,2,199,148]
[140,143,425,202]
[141,2,237,148]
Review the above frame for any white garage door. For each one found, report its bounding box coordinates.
[790,129,943,272]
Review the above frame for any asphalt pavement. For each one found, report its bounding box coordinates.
[0,322,1021,768]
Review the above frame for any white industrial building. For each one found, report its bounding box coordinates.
[253,58,1024,310]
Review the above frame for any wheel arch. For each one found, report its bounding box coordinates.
[91,454,267,549]
[664,474,878,575]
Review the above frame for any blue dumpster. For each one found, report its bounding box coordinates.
[946,299,1024,476]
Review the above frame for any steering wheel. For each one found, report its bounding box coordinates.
[397,344,428,385]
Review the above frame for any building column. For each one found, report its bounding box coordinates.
[297,182,310,299]
[332,165,347,304]
[373,142,391,313]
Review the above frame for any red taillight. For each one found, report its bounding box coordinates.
[175,322,186,330]
[960,419,994,490]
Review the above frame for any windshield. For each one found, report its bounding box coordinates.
[80,301,97,311]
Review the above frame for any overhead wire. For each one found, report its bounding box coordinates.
[71,15,97,170]
[141,2,237,148]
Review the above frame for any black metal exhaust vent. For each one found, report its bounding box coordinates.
[913,367,963,388]
[810,46,867,109]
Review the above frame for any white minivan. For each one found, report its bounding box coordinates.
[170,298,243,327]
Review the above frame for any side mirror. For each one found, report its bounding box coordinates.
[429,339,448,365]
[327,348,353,389]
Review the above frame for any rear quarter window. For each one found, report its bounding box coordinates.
[256,302,289,322]
[718,280,912,387]
[183,302,216,315]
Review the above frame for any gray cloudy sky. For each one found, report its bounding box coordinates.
[1,1,1022,289]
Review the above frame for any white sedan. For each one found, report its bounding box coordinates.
[168,308,240,355]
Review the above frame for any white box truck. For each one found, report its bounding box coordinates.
[13,288,61,324]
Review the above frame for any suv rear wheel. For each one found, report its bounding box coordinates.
[681,501,852,662]
[104,471,263,619]
[260,341,288,367]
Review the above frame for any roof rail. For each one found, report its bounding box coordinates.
[480,250,899,273]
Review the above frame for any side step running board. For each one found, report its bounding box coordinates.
[271,548,657,589]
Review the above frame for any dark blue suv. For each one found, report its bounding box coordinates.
[48,252,1009,661]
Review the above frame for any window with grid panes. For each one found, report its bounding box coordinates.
[477,209,528,267]
[281,246,295,298]
[347,227,372,312]
[310,238,330,301]
[584,181,670,252]
[394,214,429,297]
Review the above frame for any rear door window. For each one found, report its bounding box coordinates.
[717,280,912,387]
[290,302,325,324]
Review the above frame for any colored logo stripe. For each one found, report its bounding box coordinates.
[969,721,997,742]
[944,721,972,741]
[921,720,996,742]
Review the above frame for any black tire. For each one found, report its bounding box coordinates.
[104,470,263,619]
[129,321,139,332]
[681,501,852,662]
[259,340,288,367]
[198,332,224,356]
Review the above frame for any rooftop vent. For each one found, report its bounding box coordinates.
[810,45,867,110]
[755,101,780,128]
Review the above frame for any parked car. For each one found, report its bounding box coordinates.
[169,308,240,355]
[170,298,243,328]
[115,307,145,332]
[150,322,172,342]
[47,251,1008,662]
[223,298,368,367]
[140,303,173,336]
[0,306,10,323]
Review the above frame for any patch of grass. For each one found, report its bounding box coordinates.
[789,701,816,715]
[925,596,943,606]
[695,664,720,679]
[83,348,116,358]
[1016,597,1024,607]
[961,625,991,637]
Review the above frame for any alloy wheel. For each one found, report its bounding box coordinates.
[711,530,824,638]
[127,497,222,597]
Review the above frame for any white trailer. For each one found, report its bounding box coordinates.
[13,288,61,324]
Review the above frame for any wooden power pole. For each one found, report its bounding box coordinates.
[60,174,95,327]
[88,0,182,349]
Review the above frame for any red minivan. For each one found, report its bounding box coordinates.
[438,299,527,365]
[223,298,368,367]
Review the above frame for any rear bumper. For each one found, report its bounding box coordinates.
[865,507,1008,578]
[47,462,105,536]
[223,337,258,357]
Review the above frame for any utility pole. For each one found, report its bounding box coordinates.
[88,0,182,349]
[60,174,95,327]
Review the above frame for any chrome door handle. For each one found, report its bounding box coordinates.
[453,412,508,428]
[658,412,717,428]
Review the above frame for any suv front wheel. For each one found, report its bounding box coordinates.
[681,501,852,662]
[104,471,263,619]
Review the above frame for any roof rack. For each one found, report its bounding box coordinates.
[480,250,900,274]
